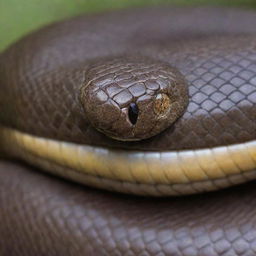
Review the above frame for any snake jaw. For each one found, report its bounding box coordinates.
[80,55,189,141]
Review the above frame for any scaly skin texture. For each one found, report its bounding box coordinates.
[80,55,188,141]
[1,161,256,256]
[0,7,255,150]
[0,6,256,256]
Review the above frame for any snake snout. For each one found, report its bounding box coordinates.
[80,55,189,141]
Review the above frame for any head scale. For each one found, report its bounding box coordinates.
[80,55,188,141]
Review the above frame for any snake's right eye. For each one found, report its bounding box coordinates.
[128,103,139,125]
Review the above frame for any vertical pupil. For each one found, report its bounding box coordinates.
[128,103,139,125]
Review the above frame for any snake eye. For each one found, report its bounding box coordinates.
[128,103,139,125]
[154,93,172,117]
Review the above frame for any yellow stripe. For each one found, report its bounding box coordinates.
[1,125,256,189]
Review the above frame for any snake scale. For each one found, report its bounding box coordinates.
[0,6,256,256]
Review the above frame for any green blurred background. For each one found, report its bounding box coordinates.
[1,0,256,52]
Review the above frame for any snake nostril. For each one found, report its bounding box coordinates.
[128,103,139,125]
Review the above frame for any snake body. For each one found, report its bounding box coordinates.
[2,6,256,256]
[0,6,256,196]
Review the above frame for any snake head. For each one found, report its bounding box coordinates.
[80,55,188,141]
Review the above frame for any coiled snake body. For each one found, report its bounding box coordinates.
[1,6,256,256]
[0,6,256,196]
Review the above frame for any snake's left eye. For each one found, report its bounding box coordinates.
[128,103,139,125]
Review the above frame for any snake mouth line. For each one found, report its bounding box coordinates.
[0,125,256,196]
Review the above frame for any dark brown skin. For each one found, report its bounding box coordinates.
[2,162,256,256]
[80,55,188,141]
[0,6,256,256]
[0,7,255,150]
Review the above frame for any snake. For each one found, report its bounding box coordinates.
[0,6,256,255]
